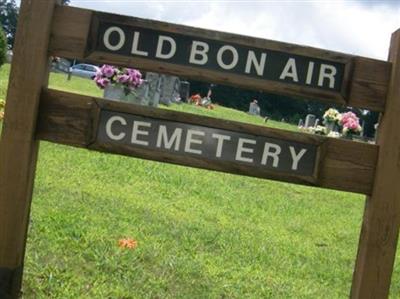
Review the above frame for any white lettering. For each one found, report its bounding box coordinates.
[217,45,239,70]
[212,133,231,158]
[261,143,281,167]
[131,121,151,146]
[289,147,307,170]
[306,61,314,85]
[155,35,177,59]
[156,125,182,151]
[105,116,127,141]
[103,26,125,51]
[318,64,337,88]
[236,138,256,163]
[279,58,299,82]
[245,51,267,76]
[184,130,205,154]
[189,41,209,65]
[131,32,149,56]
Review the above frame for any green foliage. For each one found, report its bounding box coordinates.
[0,0,67,49]
[0,26,6,67]
[0,0,18,48]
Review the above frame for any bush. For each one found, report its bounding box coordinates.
[0,27,6,68]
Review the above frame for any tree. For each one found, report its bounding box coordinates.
[0,26,6,67]
[0,0,18,49]
[0,0,69,49]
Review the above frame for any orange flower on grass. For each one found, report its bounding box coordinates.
[118,238,138,249]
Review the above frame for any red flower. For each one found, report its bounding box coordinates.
[118,238,138,249]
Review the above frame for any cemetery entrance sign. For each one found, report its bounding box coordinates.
[0,1,399,298]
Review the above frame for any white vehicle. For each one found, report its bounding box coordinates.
[69,63,99,79]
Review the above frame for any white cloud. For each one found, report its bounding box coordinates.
[70,0,399,59]
[16,0,400,59]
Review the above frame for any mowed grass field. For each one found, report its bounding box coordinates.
[1,63,400,298]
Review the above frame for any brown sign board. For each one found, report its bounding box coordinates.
[49,6,392,111]
[48,6,390,111]
[89,21,346,93]
[85,12,351,105]
[97,110,318,177]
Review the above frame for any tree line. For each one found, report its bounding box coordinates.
[0,0,70,48]
[188,79,378,137]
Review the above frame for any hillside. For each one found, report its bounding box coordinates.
[0,64,399,298]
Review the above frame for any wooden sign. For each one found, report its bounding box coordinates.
[97,110,318,176]
[89,20,346,93]
[0,1,400,298]
[49,7,391,111]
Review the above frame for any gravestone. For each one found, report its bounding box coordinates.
[6,50,13,63]
[305,114,316,128]
[314,118,320,128]
[248,100,260,115]
[145,72,161,107]
[51,58,71,73]
[179,81,190,102]
[298,119,304,127]
[159,74,181,106]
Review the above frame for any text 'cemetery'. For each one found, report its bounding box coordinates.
[97,110,318,176]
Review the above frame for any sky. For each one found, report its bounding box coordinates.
[68,0,400,60]
[14,0,400,60]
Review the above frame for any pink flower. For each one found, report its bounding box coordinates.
[93,65,143,91]
[117,74,130,84]
[340,111,361,134]
[340,112,358,126]
[95,77,110,89]
[100,65,117,78]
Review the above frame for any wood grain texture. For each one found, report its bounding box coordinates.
[37,88,378,195]
[0,0,61,298]
[350,29,400,299]
[49,5,391,111]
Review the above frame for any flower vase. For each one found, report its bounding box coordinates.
[342,134,353,140]
[103,85,125,101]
[325,122,335,133]
[103,85,141,105]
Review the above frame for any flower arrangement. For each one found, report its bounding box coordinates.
[340,111,362,136]
[94,65,143,95]
[314,125,327,135]
[323,108,341,124]
[188,93,214,110]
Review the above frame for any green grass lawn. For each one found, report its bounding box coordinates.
[1,63,400,298]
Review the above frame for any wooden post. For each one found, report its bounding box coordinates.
[0,0,60,298]
[351,28,400,298]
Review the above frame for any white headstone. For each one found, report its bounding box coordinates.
[298,119,304,127]
[305,114,316,128]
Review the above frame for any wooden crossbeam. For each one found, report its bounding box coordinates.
[37,88,378,195]
[49,5,391,111]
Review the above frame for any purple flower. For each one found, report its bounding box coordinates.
[100,65,117,78]
[117,74,130,84]
[93,65,143,91]
[95,77,110,89]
